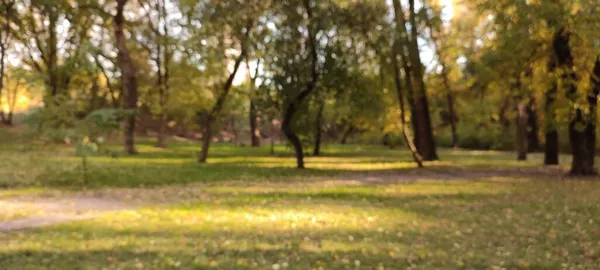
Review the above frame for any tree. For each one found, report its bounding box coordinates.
[392,40,423,167]
[426,3,459,148]
[247,58,261,147]
[275,0,320,169]
[179,0,259,163]
[391,0,438,160]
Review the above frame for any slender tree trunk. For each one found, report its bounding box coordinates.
[526,95,540,152]
[198,114,212,163]
[313,101,324,156]
[114,0,138,155]
[281,0,319,169]
[516,103,528,161]
[270,118,276,155]
[392,41,423,167]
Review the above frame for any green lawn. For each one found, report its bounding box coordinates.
[1,141,599,269]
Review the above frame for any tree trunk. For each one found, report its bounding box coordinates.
[270,118,276,155]
[114,0,138,155]
[198,114,212,163]
[516,103,528,161]
[313,101,324,156]
[156,113,167,148]
[249,99,260,147]
[282,108,306,168]
[544,129,559,165]
[526,96,540,152]
[340,125,354,144]
[392,41,423,167]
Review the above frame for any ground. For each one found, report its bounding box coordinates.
[1,141,600,269]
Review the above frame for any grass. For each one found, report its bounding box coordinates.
[0,140,556,189]
[1,140,599,269]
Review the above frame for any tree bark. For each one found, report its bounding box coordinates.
[516,103,528,161]
[281,0,319,169]
[114,0,138,155]
[313,101,324,156]
[392,40,423,167]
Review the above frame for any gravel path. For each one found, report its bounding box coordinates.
[0,197,133,232]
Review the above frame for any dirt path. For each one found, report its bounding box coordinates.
[0,197,133,232]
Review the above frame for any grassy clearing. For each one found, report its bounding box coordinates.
[1,141,599,269]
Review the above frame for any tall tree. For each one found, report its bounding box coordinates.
[278,0,320,169]
[392,0,438,160]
